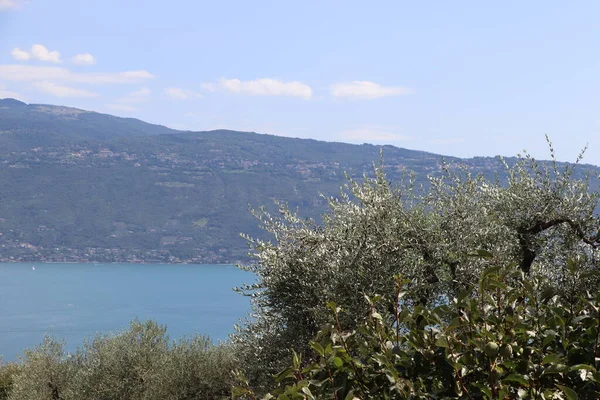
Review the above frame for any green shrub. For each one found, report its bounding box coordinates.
[68,319,170,400]
[7,320,236,400]
[149,336,237,399]
[242,262,600,399]
[234,144,600,389]
[8,337,74,400]
[0,362,20,400]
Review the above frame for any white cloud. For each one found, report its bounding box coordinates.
[0,0,25,11]
[31,45,61,63]
[32,81,99,98]
[204,78,312,99]
[340,127,414,143]
[0,65,155,84]
[11,44,61,63]
[331,81,413,99]
[115,87,151,104]
[165,87,202,100]
[105,104,136,112]
[10,48,30,61]
[72,53,96,66]
[0,83,26,101]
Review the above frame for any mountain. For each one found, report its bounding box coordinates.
[0,98,597,264]
[0,98,179,149]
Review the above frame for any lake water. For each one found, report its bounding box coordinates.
[0,263,254,361]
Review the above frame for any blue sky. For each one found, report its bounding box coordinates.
[1,1,599,164]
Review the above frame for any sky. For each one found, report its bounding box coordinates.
[1,1,600,164]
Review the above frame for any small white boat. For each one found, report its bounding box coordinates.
[32,266,35,271]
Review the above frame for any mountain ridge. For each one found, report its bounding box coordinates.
[0,98,444,158]
[0,98,597,264]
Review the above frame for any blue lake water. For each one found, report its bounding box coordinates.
[0,263,254,361]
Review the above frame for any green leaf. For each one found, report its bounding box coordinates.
[326,301,339,313]
[481,265,502,279]
[301,386,315,399]
[543,364,569,374]
[447,317,462,330]
[343,390,356,400]
[570,364,596,372]
[502,374,530,386]
[231,386,252,398]
[542,353,561,364]
[435,336,449,348]
[556,384,578,400]
[473,384,492,398]
[332,357,343,368]
[486,278,507,290]
[292,350,301,369]
[540,287,557,303]
[542,334,556,348]
[275,367,296,383]
[310,342,325,357]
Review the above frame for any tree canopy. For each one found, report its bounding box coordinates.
[234,142,600,390]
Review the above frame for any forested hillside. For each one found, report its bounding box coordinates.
[0,98,597,263]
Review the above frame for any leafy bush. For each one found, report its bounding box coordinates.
[8,337,74,400]
[147,336,237,399]
[7,320,236,400]
[0,362,20,400]
[68,319,170,399]
[239,261,600,399]
[234,144,600,389]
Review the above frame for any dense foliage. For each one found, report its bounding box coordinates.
[234,143,600,390]
[4,320,236,400]
[0,362,19,400]
[241,264,600,399]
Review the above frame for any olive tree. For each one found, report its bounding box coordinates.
[8,337,74,400]
[8,320,236,400]
[234,141,600,388]
[147,336,237,400]
[68,319,170,400]
[0,362,19,400]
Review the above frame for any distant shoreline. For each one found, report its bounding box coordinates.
[0,261,237,266]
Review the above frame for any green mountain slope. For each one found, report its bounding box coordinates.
[0,98,179,149]
[0,99,597,263]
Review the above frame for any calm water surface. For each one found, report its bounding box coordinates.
[0,263,253,361]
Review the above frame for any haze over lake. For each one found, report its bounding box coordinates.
[0,263,252,361]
